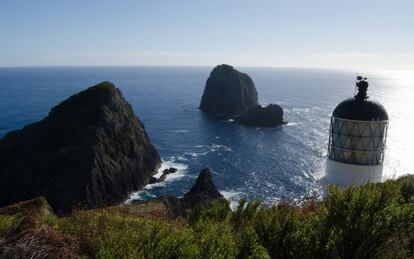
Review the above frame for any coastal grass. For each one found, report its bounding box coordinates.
[1,176,414,259]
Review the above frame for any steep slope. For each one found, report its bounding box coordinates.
[0,81,161,213]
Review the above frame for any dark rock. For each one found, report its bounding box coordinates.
[182,168,224,208]
[199,64,258,117]
[158,173,168,183]
[148,176,158,184]
[235,104,286,127]
[126,168,225,219]
[0,81,161,213]
[148,167,179,184]
[163,167,177,175]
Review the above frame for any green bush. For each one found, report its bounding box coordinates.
[34,175,414,259]
[0,214,22,237]
[56,210,199,258]
[318,182,413,258]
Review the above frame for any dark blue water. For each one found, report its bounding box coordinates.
[0,66,411,205]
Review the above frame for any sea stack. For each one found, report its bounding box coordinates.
[200,64,286,127]
[0,81,161,213]
[199,64,258,117]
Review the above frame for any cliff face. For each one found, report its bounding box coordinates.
[235,104,285,127]
[0,81,161,213]
[199,64,259,117]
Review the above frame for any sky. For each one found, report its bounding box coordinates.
[0,0,413,70]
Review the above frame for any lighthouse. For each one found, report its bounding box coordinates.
[325,76,389,185]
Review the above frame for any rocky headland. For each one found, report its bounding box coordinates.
[200,64,285,127]
[0,81,161,213]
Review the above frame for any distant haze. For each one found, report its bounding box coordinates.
[1,0,413,70]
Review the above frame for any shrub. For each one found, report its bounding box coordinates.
[0,214,22,237]
[3,176,412,258]
[319,181,414,259]
[56,209,199,258]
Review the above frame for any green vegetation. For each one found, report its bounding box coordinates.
[1,176,414,259]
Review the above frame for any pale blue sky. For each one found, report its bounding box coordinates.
[1,0,413,70]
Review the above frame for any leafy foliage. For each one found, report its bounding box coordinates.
[1,176,413,258]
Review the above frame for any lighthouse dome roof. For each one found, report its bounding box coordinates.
[332,97,388,121]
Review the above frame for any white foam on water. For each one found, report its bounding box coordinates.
[284,122,303,127]
[185,151,209,158]
[124,157,189,204]
[124,190,157,204]
[155,158,189,181]
[176,155,188,161]
[211,143,232,152]
[220,190,243,211]
[170,129,190,133]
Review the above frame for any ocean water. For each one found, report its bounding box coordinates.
[0,66,413,205]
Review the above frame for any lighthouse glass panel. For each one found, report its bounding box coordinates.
[328,117,388,165]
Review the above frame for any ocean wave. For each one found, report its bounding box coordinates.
[284,122,303,127]
[184,143,232,158]
[211,143,232,152]
[153,158,188,181]
[220,190,243,210]
[124,157,188,204]
[170,129,190,133]
[184,151,209,158]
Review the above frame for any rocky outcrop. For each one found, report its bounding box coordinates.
[199,64,258,117]
[128,168,225,218]
[182,168,224,208]
[149,167,178,184]
[0,81,161,213]
[200,64,286,127]
[235,104,286,127]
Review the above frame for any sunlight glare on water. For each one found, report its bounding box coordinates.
[376,70,414,179]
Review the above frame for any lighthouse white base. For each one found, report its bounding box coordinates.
[325,159,383,186]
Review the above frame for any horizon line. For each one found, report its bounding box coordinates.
[0,64,397,73]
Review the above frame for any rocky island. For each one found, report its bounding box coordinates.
[235,104,286,127]
[200,64,286,127]
[199,64,258,117]
[0,81,161,213]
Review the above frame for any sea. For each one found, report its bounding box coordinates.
[0,66,413,206]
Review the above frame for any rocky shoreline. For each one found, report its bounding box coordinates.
[0,66,285,215]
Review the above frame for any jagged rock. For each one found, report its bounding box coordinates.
[235,104,286,127]
[182,168,224,208]
[158,174,168,183]
[0,81,161,213]
[163,167,177,175]
[149,177,158,184]
[199,64,258,117]
[128,168,225,218]
[148,167,179,184]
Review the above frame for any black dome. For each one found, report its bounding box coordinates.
[332,97,388,121]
